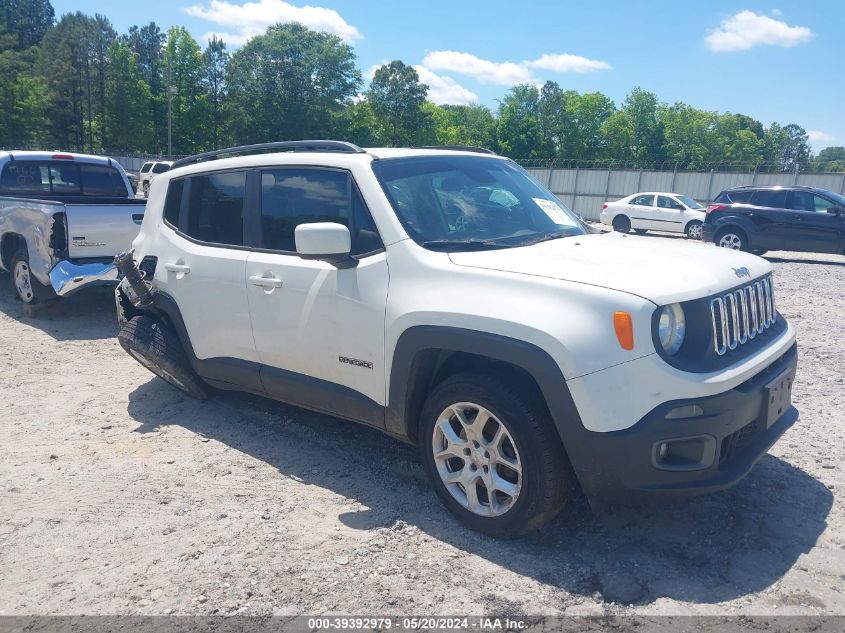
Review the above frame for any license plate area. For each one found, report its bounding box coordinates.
[764,367,794,428]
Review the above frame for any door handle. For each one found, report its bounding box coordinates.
[164,263,191,274]
[249,275,283,288]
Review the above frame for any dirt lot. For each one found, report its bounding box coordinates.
[1,244,844,617]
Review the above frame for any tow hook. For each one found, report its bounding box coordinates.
[114,250,156,308]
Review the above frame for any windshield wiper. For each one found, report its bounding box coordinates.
[421,239,507,251]
[508,231,574,247]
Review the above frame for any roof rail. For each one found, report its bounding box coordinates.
[416,145,497,155]
[171,140,365,170]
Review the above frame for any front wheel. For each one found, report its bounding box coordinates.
[715,228,747,251]
[419,372,572,538]
[143,181,150,197]
[685,220,703,240]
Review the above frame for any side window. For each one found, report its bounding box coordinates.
[788,191,814,212]
[0,162,51,194]
[813,196,836,213]
[630,194,654,206]
[727,191,753,203]
[260,168,382,256]
[152,163,170,174]
[657,195,682,210]
[140,163,152,174]
[80,164,127,196]
[184,171,246,246]
[750,190,787,209]
[163,179,184,227]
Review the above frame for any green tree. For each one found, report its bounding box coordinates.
[125,22,166,151]
[225,22,360,144]
[763,122,811,170]
[368,60,431,146]
[621,87,666,165]
[496,84,544,159]
[1,0,54,51]
[428,103,496,148]
[163,26,208,154]
[203,35,228,148]
[0,47,49,146]
[338,99,383,146]
[103,41,151,152]
[812,146,845,172]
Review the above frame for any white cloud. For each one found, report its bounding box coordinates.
[413,66,478,105]
[705,10,813,52]
[807,130,835,143]
[421,50,611,87]
[422,51,537,86]
[185,0,363,47]
[526,53,612,73]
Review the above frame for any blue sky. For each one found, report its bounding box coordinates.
[55,0,844,152]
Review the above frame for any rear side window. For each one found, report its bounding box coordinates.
[163,179,184,227]
[0,162,51,194]
[80,164,127,196]
[260,168,382,256]
[751,190,787,209]
[184,171,246,246]
[152,163,170,174]
[630,194,654,206]
[726,190,754,204]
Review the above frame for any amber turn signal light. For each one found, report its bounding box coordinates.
[613,311,634,350]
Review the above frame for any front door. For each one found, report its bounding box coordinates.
[245,167,389,425]
[655,195,687,233]
[787,191,845,253]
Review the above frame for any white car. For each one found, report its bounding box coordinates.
[114,142,797,537]
[138,160,173,198]
[600,191,706,239]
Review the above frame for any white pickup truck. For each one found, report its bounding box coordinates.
[0,151,146,308]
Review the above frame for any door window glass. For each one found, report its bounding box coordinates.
[657,195,683,210]
[260,168,382,256]
[813,196,836,213]
[163,178,184,227]
[750,190,787,209]
[184,171,246,246]
[630,194,654,206]
[789,191,814,212]
[726,191,753,203]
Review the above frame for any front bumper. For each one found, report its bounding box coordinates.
[49,260,118,297]
[570,343,798,502]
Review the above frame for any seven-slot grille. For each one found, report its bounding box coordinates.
[710,275,776,356]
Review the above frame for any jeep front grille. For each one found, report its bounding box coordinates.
[710,276,776,356]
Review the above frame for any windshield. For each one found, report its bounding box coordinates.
[371,155,585,250]
[819,189,845,207]
[676,194,703,209]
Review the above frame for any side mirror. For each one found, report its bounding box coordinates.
[295,222,353,265]
[827,205,844,216]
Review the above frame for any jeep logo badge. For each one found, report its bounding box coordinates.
[732,266,751,279]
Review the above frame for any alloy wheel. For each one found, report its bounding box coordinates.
[718,233,742,249]
[688,223,703,240]
[431,402,522,517]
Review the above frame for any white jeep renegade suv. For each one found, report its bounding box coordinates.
[115,141,798,537]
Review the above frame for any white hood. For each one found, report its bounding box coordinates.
[448,232,771,305]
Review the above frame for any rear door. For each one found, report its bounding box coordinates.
[627,193,656,229]
[155,171,259,374]
[786,191,845,253]
[747,189,792,250]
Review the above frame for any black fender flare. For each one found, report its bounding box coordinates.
[711,215,758,246]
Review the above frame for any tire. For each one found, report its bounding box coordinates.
[118,315,210,399]
[10,249,57,305]
[752,249,768,256]
[685,220,703,240]
[633,229,648,235]
[611,215,631,233]
[715,227,748,251]
[419,372,572,538]
[143,181,150,197]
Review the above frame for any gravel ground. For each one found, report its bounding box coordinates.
[0,242,843,617]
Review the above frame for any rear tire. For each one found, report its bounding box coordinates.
[685,220,703,240]
[612,215,631,233]
[419,372,572,538]
[118,315,210,399]
[143,181,150,198]
[715,228,748,251]
[10,249,57,305]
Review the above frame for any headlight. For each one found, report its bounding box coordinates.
[658,303,686,355]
